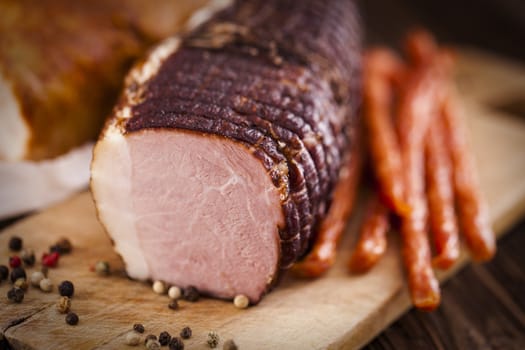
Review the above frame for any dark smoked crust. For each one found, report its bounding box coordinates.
[124,0,361,269]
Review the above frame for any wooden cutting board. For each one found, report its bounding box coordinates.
[1,50,525,350]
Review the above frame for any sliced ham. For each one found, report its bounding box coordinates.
[91,0,361,303]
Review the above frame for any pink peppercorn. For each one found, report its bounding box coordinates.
[42,252,60,267]
[9,256,21,268]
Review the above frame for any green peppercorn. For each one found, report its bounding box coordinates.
[8,236,22,252]
[159,331,171,346]
[7,287,24,303]
[169,337,184,350]
[183,286,200,302]
[50,237,72,255]
[58,280,75,297]
[65,312,79,325]
[21,249,35,267]
[180,326,192,339]
[207,332,220,348]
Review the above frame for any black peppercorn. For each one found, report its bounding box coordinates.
[168,300,179,310]
[7,287,24,303]
[133,323,145,333]
[8,236,22,252]
[145,335,157,345]
[50,238,72,255]
[168,337,184,350]
[10,267,26,283]
[180,326,192,339]
[65,312,79,325]
[58,280,75,297]
[183,286,200,302]
[21,250,35,267]
[159,331,171,346]
[0,265,8,281]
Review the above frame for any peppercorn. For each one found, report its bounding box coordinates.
[207,332,220,348]
[58,280,75,297]
[10,267,26,283]
[0,265,8,281]
[133,323,145,334]
[168,300,179,310]
[180,326,192,339]
[183,286,200,302]
[30,271,45,287]
[40,278,53,292]
[21,249,35,267]
[14,278,28,291]
[158,331,171,346]
[168,286,182,300]
[233,295,249,309]
[8,236,22,252]
[152,280,166,295]
[50,238,72,255]
[7,288,24,303]
[125,331,141,346]
[169,337,185,350]
[95,261,110,276]
[222,339,238,350]
[146,339,161,350]
[56,296,71,314]
[42,252,60,267]
[65,312,79,325]
[144,335,157,345]
[9,256,21,268]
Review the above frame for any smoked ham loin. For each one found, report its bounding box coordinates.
[91,0,361,303]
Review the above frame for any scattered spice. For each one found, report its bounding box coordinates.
[58,280,75,297]
[125,331,141,346]
[42,252,60,267]
[9,256,21,268]
[56,296,71,314]
[40,278,53,292]
[144,335,157,344]
[133,323,145,334]
[168,286,182,300]
[233,295,249,309]
[223,339,238,350]
[0,265,8,281]
[10,267,26,283]
[159,331,172,346]
[30,271,45,287]
[146,339,161,350]
[168,337,185,350]
[7,288,24,303]
[95,261,110,276]
[14,278,28,291]
[65,312,79,326]
[168,300,179,310]
[183,286,200,302]
[207,332,220,348]
[180,326,192,339]
[152,280,166,295]
[50,238,73,255]
[8,236,22,252]
[21,249,35,267]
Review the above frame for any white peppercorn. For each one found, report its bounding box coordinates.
[56,296,71,314]
[233,295,249,309]
[14,278,29,291]
[168,286,182,300]
[40,278,53,292]
[152,280,166,295]
[30,271,45,287]
[146,339,161,350]
[125,331,141,346]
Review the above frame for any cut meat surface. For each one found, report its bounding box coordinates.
[91,0,361,302]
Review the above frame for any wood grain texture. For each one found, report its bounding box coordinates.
[1,50,525,349]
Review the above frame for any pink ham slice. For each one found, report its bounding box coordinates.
[92,127,283,302]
